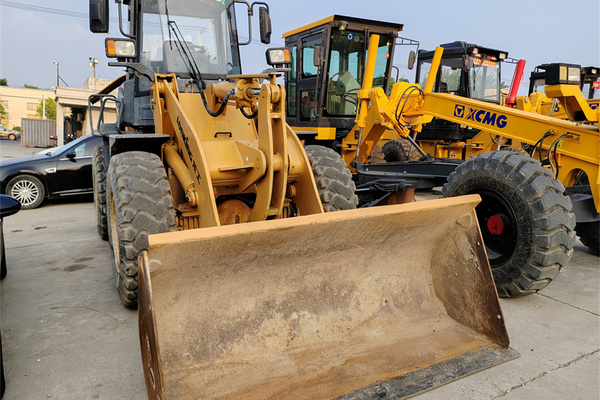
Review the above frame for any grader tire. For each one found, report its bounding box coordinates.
[368,144,385,164]
[577,222,599,256]
[93,145,108,241]
[107,151,176,308]
[442,151,576,297]
[382,138,420,162]
[572,172,599,256]
[304,145,358,212]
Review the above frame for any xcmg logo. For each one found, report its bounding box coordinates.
[454,105,508,128]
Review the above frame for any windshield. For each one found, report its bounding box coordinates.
[139,0,241,77]
[40,136,91,157]
[325,30,393,116]
[469,57,501,102]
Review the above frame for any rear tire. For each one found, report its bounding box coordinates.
[304,145,357,212]
[93,145,108,240]
[576,222,599,256]
[107,151,176,308]
[442,151,576,297]
[382,138,420,162]
[6,175,45,209]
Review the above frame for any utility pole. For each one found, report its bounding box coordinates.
[89,57,99,81]
[52,61,59,87]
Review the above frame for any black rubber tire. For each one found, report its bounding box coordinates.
[382,138,420,162]
[368,145,385,164]
[107,151,176,308]
[576,222,599,256]
[304,145,358,212]
[6,175,45,209]
[8,133,16,141]
[572,172,599,256]
[442,151,576,297]
[93,145,108,241]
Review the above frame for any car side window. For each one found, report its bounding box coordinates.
[72,143,87,159]
[83,141,97,157]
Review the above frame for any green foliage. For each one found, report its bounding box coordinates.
[36,97,57,120]
[12,126,21,132]
[24,84,38,89]
[0,78,7,86]
[0,103,7,120]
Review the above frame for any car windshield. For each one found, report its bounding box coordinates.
[40,136,92,157]
[139,0,241,77]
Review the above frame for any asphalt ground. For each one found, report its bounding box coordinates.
[1,139,599,399]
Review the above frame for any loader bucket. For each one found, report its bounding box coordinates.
[138,195,518,399]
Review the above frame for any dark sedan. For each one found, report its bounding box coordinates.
[0,135,102,209]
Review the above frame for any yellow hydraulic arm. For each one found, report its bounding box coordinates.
[150,72,323,228]
[343,39,599,213]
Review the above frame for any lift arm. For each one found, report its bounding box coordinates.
[342,40,599,213]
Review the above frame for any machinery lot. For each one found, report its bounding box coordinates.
[1,140,599,399]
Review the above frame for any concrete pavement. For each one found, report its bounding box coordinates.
[1,140,599,399]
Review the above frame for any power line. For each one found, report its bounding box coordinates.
[0,1,118,22]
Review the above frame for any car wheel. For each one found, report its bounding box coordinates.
[8,133,16,141]
[6,175,45,209]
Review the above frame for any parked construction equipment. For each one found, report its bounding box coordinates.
[282,22,598,296]
[88,3,516,399]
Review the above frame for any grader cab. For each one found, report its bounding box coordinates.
[89,2,517,398]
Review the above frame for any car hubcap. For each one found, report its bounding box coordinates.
[11,180,39,206]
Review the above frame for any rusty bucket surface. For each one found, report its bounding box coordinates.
[138,195,518,399]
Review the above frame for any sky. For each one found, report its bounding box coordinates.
[0,0,599,95]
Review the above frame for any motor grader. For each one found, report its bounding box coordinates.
[343,37,597,296]
[88,2,517,399]
[281,19,597,295]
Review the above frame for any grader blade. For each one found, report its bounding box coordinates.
[138,195,518,399]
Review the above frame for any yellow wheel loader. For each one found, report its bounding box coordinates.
[88,2,517,398]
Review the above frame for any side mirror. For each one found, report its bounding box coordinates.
[66,151,76,160]
[89,0,109,33]
[407,51,416,70]
[0,195,21,218]
[313,45,323,67]
[259,7,272,44]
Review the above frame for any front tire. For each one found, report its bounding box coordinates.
[442,151,576,297]
[6,175,45,209]
[107,151,176,308]
[304,145,357,212]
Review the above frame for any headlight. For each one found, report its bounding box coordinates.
[545,63,581,85]
[105,38,137,58]
[265,48,292,66]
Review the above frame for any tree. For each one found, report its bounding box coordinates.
[0,78,7,86]
[37,97,57,120]
[0,103,7,123]
[24,84,38,89]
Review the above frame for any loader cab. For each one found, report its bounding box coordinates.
[282,15,403,147]
[415,41,507,142]
[529,64,600,100]
[89,0,263,131]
